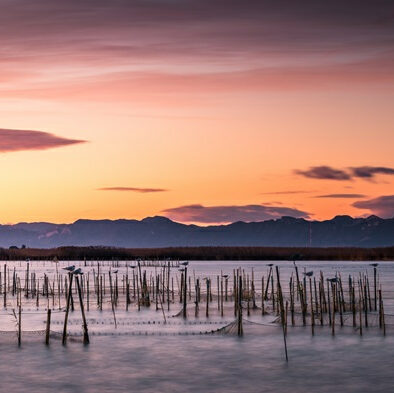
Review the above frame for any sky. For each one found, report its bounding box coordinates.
[0,0,393,225]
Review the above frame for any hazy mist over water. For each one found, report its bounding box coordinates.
[1,332,394,392]
[0,260,393,392]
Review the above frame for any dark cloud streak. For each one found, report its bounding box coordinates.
[261,190,312,195]
[314,194,366,198]
[0,128,85,152]
[350,166,394,178]
[294,166,351,180]
[296,165,394,181]
[98,187,168,193]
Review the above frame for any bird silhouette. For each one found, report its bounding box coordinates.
[370,263,379,267]
[303,271,313,277]
[267,263,274,267]
[327,277,338,283]
[73,268,83,275]
[181,261,189,266]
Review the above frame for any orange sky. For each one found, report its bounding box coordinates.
[0,1,393,224]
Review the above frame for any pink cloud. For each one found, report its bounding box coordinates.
[353,195,394,218]
[162,203,310,224]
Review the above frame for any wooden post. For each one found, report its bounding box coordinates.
[261,276,265,316]
[217,275,220,311]
[167,262,170,311]
[220,276,224,317]
[309,278,314,336]
[264,267,272,300]
[237,276,243,337]
[374,267,377,311]
[290,277,295,325]
[18,305,22,346]
[381,290,386,336]
[352,286,356,327]
[62,273,74,345]
[182,268,187,319]
[327,281,331,326]
[206,278,210,318]
[3,264,6,308]
[45,309,51,345]
[331,283,335,336]
[75,276,90,344]
[359,298,363,336]
[275,267,288,361]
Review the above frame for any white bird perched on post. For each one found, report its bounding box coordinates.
[63,265,75,272]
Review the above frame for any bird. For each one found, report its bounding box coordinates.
[73,268,83,275]
[303,271,313,277]
[327,277,338,283]
[113,269,118,274]
[63,265,75,272]
[181,261,189,266]
[370,263,379,267]
[129,265,136,269]
[178,268,185,272]
[222,274,229,279]
[267,263,274,267]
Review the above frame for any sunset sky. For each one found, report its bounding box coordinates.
[0,0,393,225]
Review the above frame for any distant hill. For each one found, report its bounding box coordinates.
[0,215,393,248]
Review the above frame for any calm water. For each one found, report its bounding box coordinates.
[1,260,393,393]
[2,332,394,392]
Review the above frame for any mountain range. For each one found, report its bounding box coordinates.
[0,215,393,248]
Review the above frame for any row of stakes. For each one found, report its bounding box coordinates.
[0,261,387,361]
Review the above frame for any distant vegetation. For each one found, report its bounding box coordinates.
[0,246,393,261]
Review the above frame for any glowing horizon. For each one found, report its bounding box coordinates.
[0,1,393,225]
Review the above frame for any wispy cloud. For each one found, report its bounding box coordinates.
[261,190,312,195]
[294,166,351,180]
[350,166,394,179]
[314,194,366,198]
[0,128,85,152]
[353,195,394,218]
[98,187,168,193]
[295,165,394,181]
[0,1,393,105]
[162,203,310,224]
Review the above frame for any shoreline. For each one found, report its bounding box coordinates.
[0,245,393,261]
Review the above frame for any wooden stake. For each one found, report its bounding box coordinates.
[62,273,74,345]
[76,275,90,344]
[45,309,51,345]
